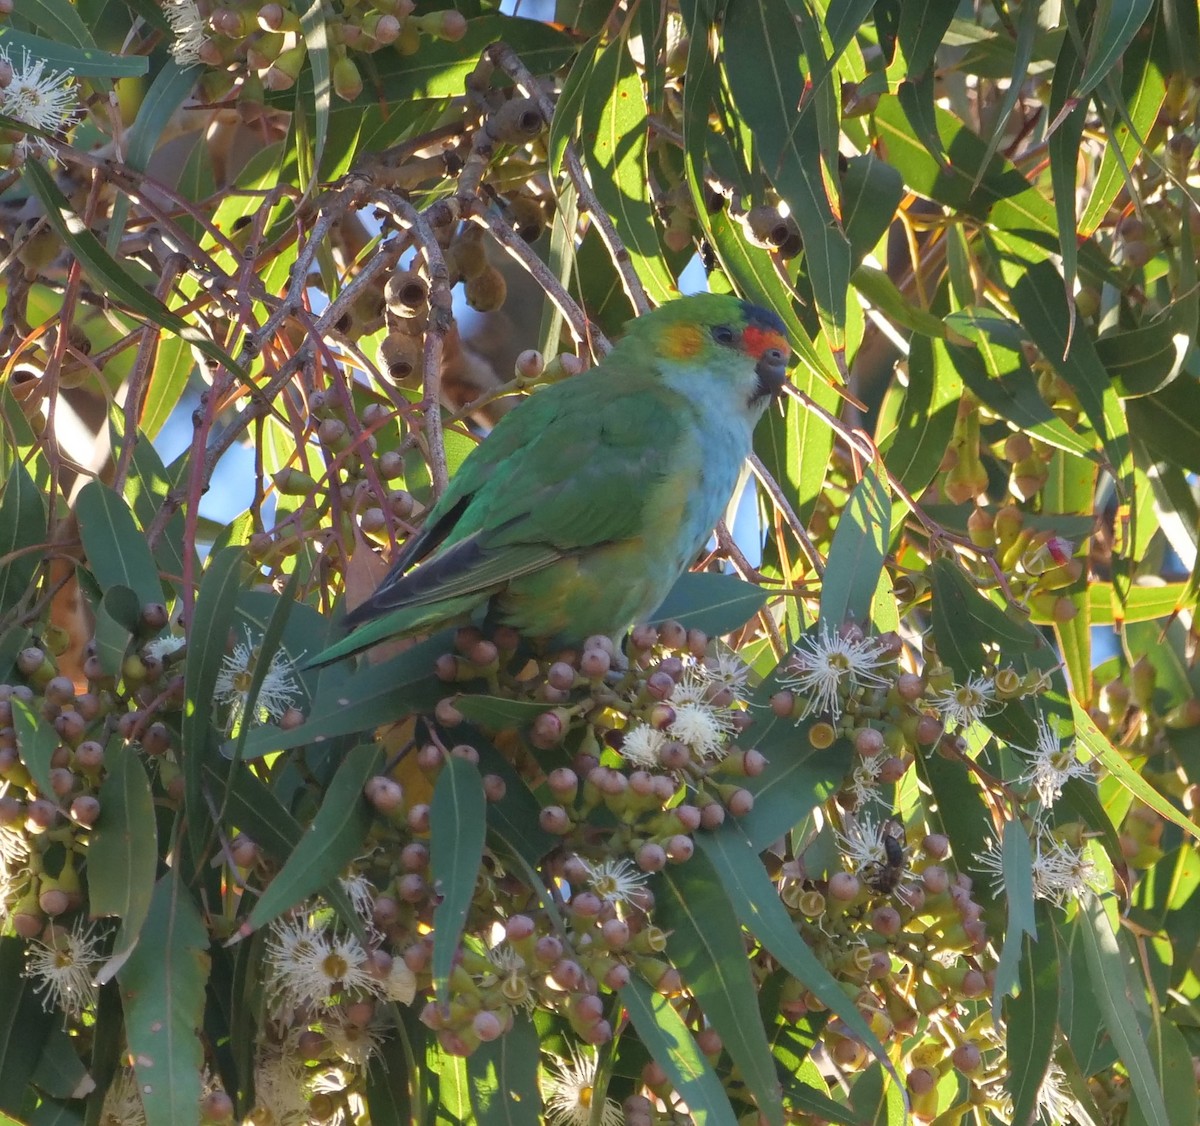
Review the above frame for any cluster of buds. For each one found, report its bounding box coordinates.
[0,602,309,941]
[176,0,468,103]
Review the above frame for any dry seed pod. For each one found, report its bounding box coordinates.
[464,266,507,312]
[507,193,546,242]
[487,97,544,143]
[741,205,798,250]
[446,226,488,281]
[377,331,423,386]
[384,269,430,318]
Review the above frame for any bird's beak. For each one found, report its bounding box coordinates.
[753,347,790,403]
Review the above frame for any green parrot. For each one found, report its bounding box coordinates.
[310,293,790,664]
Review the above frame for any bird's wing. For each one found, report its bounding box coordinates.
[350,371,691,618]
[447,373,691,553]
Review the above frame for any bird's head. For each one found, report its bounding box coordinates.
[627,294,792,410]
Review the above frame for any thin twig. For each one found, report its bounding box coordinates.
[747,453,825,578]
[486,42,651,317]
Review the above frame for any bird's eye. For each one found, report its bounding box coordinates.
[712,324,737,345]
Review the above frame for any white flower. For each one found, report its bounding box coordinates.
[265,913,381,1016]
[782,625,890,721]
[213,629,302,733]
[847,755,885,807]
[24,917,104,1018]
[1036,1058,1084,1124]
[481,942,533,1009]
[339,874,378,928]
[247,1044,311,1126]
[143,634,186,662]
[383,959,417,1004]
[977,827,1102,908]
[0,47,77,157]
[834,814,887,872]
[99,1068,147,1126]
[581,857,648,907]
[1013,713,1093,807]
[701,648,751,702]
[164,0,207,66]
[322,1010,383,1066]
[927,673,998,729]
[1031,838,1101,907]
[668,664,711,706]
[0,828,28,918]
[667,700,736,759]
[543,1045,622,1126]
[620,723,667,767]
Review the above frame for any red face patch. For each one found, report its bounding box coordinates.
[742,323,790,362]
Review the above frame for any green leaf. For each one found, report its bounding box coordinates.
[656,854,784,1126]
[242,742,382,934]
[1126,377,1200,472]
[118,873,210,1126]
[30,1028,91,1100]
[930,557,1046,674]
[430,754,487,1005]
[139,334,195,440]
[453,696,554,729]
[0,459,46,616]
[819,467,890,629]
[877,334,962,500]
[548,35,600,177]
[1163,0,1200,78]
[698,829,902,1092]
[991,818,1036,1017]
[1008,259,1133,493]
[840,157,902,266]
[75,480,164,606]
[1004,903,1060,1126]
[579,35,676,307]
[238,632,451,760]
[1094,316,1185,398]
[112,421,189,583]
[650,571,768,636]
[21,162,243,378]
[619,976,739,1126]
[1071,700,1200,843]
[0,28,145,76]
[1072,0,1155,110]
[943,320,1098,458]
[366,1031,416,1124]
[18,0,96,49]
[182,547,245,862]
[1079,34,1166,236]
[915,745,997,905]
[1136,1015,1199,1126]
[467,1014,540,1126]
[89,744,158,984]
[897,0,958,76]
[465,737,555,872]
[10,697,58,805]
[971,0,1042,190]
[93,585,141,678]
[872,95,1055,234]
[724,2,851,347]
[0,937,54,1116]
[107,59,200,255]
[1077,894,1170,1126]
[298,0,331,185]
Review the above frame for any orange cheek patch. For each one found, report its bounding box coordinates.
[659,323,705,359]
[743,324,789,360]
